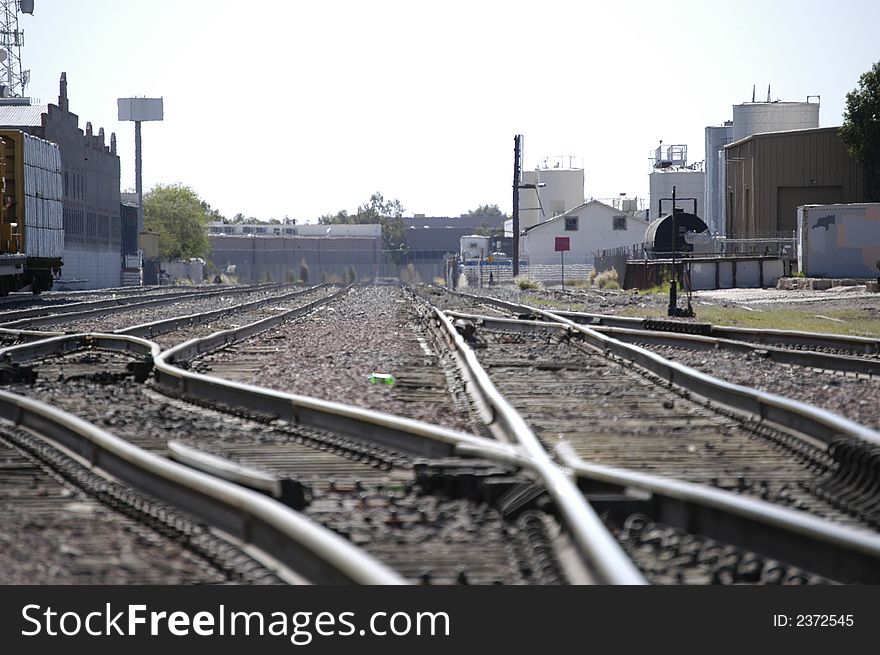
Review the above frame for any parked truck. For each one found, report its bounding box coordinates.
[0,130,64,295]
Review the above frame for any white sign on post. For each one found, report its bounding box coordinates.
[118,98,164,122]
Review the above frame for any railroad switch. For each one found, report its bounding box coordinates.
[127,356,154,383]
[279,479,312,510]
[453,319,486,348]
[414,459,547,517]
[0,362,36,385]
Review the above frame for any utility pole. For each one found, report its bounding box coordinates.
[668,186,678,317]
[512,134,523,277]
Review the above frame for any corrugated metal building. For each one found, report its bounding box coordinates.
[724,127,863,237]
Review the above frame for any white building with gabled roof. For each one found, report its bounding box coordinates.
[521,199,649,265]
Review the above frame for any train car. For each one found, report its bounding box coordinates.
[643,210,709,256]
[0,130,64,295]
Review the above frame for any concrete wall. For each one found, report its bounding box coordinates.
[55,244,120,289]
[798,203,880,278]
[163,260,205,284]
[210,235,384,283]
[625,257,785,291]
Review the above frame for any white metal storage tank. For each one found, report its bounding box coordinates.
[649,169,706,220]
[732,101,820,142]
[519,158,585,231]
[704,122,733,235]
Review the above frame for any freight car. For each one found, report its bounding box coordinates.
[0,130,64,295]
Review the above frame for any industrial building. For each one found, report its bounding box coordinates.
[521,199,649,267]
[648,144,705,220]
[704,122,733,234]
[516,157,585,231]
[0,73,122,288]
[404,214,509,255]
[208,223,383,283]
[705,95,820,236]
[724,127,863,237]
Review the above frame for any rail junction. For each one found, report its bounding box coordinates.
[1,281,879,585]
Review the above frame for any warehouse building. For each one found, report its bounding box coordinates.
[705,96,820,236]
[0,73,121,288]
[522,199,649,266]
[208,223,383,283]
[724,127,863,237]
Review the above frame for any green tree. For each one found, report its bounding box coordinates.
[144,184,212,260]
[467,203,507,218]
[319,192,407,253]
[474,219,492,236]
[840,60,880,201]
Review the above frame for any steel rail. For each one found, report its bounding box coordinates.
[0,387,404,585]
[440,288,880,355]
[555,443,880,584]
[430,306,647,584]
[0,297,526,464]
[0,282,289,323]
[550,309,880,355]
[0,287,227,322]
[0,283,290,330]
[4,293,646,583]
[437,290,880,447]
[0,332,159,364]
[116,284,331,339]
[444,310,880,377]
[0,327,64,341]
[168,440,290,499]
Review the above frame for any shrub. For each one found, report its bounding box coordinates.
[514,276,542,291]
[593,269,619,289]
[400,263,422,285]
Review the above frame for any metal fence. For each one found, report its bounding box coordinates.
[456,260,596,289]
[598,235,797,261]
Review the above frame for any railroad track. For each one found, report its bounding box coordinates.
[1,288,625,584]
[4,283,880,584]
[0,423,284,584]
[417,286,880,583]
[433,289,880,430]
[0,282,290,332]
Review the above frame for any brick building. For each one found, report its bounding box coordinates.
[0,73,121,288]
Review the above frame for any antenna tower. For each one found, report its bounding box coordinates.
[0,0,33,98]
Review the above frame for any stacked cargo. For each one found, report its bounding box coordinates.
[0,130,65,294]
[22,133,64,260]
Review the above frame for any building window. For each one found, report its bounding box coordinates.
[613,216,627,230]
[564,216,578,231]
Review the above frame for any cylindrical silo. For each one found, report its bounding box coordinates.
[732,101,820,142]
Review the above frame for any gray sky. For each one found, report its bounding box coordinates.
[20,0,880,222]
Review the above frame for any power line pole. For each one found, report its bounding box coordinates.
[512,134,523,277]
[0,0,33,99]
